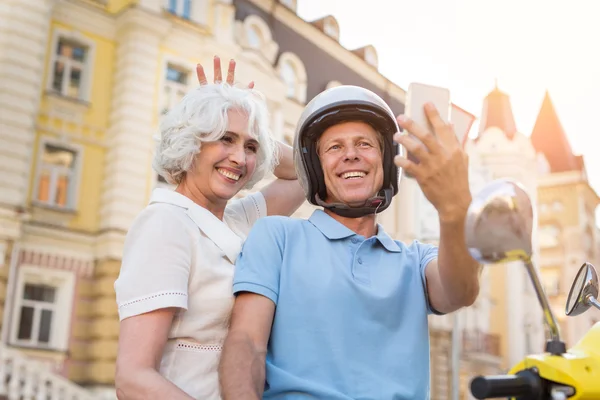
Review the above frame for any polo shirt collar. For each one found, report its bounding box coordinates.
[309,209,401,253]
[374,225,402,253]
[309,209,355,240]
[149,188,243,264]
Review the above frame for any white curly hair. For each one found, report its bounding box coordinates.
[153,83,279,189]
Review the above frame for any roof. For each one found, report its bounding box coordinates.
[530,91,583,173]
[477,83,517,140]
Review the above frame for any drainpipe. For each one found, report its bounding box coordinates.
[451,310,462,400]
[1,241,20,345]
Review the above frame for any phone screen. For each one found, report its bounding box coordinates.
[402,82,451,178]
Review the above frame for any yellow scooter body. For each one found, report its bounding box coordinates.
[508,322,600,399]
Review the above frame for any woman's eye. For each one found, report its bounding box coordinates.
[246,145,258,153]
[221,136,234,143]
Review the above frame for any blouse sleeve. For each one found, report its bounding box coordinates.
[114,204,194,321]
[224,191,267,236]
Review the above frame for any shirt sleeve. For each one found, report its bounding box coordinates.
[114,204,193,321]
[417,241,444,316]
[232,216,284,305]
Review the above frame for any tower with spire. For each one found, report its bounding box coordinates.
[530,91,600,347]
[477,81,517,140]
[465,82,546,371]
[531,91,584,174]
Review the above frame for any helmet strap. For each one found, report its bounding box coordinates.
[314,186,394,218]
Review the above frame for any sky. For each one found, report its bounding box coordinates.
[297,0,600,221]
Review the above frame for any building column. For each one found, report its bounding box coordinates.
[0,0,57,340]
[0,0,57,207]
[89,7,171,386]
[212,0,236,45]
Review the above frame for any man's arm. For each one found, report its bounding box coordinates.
[425,216,482,314]
[219,216,284,399]
[219,293,275,400]
[394,103,482,314]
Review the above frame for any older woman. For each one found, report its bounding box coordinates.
[113,58,305,400]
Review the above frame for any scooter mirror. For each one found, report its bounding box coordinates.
[566,262,600,317]
[465,179,534,264]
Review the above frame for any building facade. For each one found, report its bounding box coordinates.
[465,86,548,373]
[530,93,600,348]
[461,85,600,377]
[1,0,574,398]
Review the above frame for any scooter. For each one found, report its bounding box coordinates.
[463,179,600,400]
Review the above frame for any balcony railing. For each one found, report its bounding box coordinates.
[0,342,102,399]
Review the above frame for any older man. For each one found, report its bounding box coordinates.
[219,85,480,400]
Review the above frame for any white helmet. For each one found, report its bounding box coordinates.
[293,85,403,218]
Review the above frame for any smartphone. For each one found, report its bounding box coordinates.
[451,103,476,148]
[402,82,451,178]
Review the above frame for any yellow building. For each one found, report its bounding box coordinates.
[464,86,600,381]
[0,0,501,398]
[531,92,600,347]
[466,86,548,374]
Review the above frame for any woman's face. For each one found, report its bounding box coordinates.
[187,109,259,205]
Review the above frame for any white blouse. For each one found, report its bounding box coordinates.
[114,188,267,399]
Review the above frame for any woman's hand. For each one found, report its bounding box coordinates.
[196,55,255,88]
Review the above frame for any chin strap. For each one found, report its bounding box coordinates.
[315,186,394,218]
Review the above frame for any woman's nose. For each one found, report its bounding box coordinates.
[228,145,247,166]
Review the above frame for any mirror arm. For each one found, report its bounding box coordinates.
[587,295,600,311]
[524,259,566,355]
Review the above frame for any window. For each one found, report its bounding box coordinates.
[552,200,563,212]
[34,141,81,209]
[277,52,307,103]
[279,0,296,9]
[539,224,560,248]
[162,64,189,114]
[166,0,191,19]
[10,266,75,351]
[49,38,89,100]
[247,24,263,49]
[16,284,55,346]
[280,61,297,98]
[542,269,560,297]
[364,47,378,67]
[323,20,339,40]
[241,15,274,56]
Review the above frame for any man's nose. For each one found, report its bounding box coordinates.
[343,145,359,161]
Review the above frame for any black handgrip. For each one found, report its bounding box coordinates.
[470,369,542,399]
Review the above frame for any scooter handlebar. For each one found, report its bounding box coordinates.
[470,369,542,399]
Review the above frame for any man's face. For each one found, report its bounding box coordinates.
[317,121,384,207]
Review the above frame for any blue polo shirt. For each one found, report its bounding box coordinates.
[233,209,439,399]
